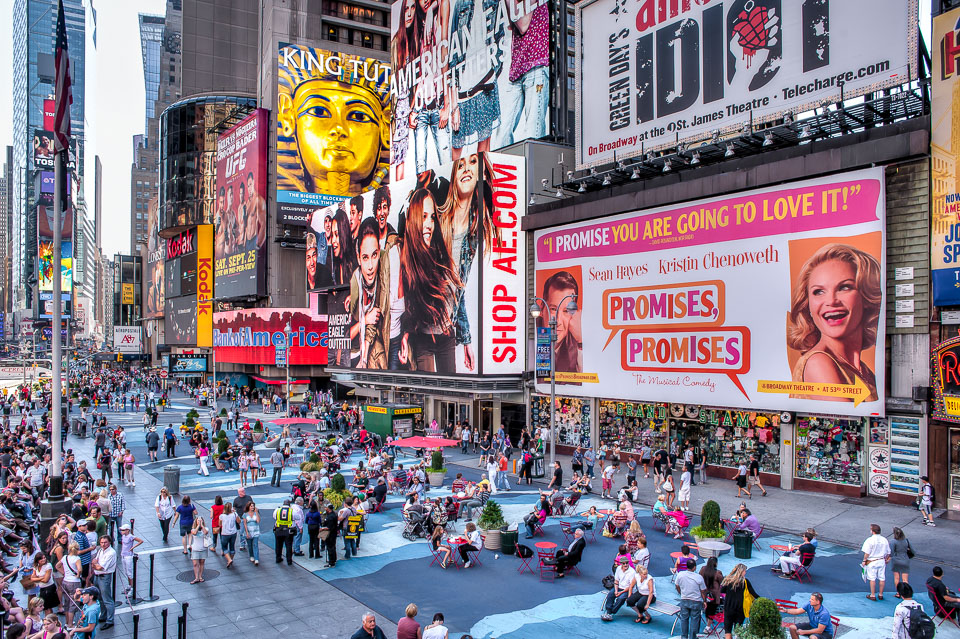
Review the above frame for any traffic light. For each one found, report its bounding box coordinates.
[117,353,122,363]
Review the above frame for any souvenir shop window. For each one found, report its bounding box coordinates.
[597,400,669,454]
[869,418,888,445]
[794,415,865,486]
[530,395,590,448]
[702,409,782,473]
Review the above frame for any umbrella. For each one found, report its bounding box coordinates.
[389,435,460,448]
[271,417,323,425]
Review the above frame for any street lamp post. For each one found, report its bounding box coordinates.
[529,293,578,472]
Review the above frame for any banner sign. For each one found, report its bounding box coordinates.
[534,168,886,416]
[215,109,268,298]
[277,44,392,225]
[932,335,960,423]
[312,151,525,375]
[536,327,552,380]
[933,7,960,306]
[143,197,165,319]
[213,308,328,366]
[196,225,214,347]
[121,283,135,305]
[113,326,142,353]
[575,0,918,168]
[169,354,208,374]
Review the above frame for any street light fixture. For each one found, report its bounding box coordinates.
[529,293,579,472]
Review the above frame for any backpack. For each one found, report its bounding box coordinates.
[905,603,936,639]
[523,451,533,464]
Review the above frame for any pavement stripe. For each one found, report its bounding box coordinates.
[115,597,178,615]
[136,546,185,556]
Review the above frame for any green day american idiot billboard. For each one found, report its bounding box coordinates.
[319,151,526,375]
[575,0,918,168]
[534,168,886,417]
[389,0,551,178]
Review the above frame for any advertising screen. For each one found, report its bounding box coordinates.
[169,354,208,373]
[213,308,328,366]
[143,197,165,319]
[575,0,918,168]
[313,151,526,375]
[277,44,392,225]
[38,192,73,293]
[164,294,198,345]
[389,0,551,178]
[933,7,960,306]
[533,169,886,417]
[32,130,55,168]
[215,109,268,298]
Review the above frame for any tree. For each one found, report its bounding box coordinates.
[735,598,785,639]
[477,499,506,531]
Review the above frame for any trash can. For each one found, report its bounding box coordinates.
[533,454,545,478]
[71,418,80,436]
[501,529,519,555]
[163,466,181,495]
[732,530,753,559]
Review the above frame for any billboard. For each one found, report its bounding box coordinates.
[314,151,526,375]
[32,130,55,168]
[143,197,165,319]
[121,284,135,305]
[533,169,886,417]
[213,308,329,366]
[196,224,214,347]
[169,354,208,374]
[37,182,73,293]
[389,0,551,178]
[164,294,197,345]
[933,7,960,306]
[113,326,142,353]
[215,109,268,298]
[575,0,918,168]
[277,44,392,225]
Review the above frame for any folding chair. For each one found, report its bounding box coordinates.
[370,496,385,513]
[651,509,669,533]
[531,520,545,538]
[559,521,575,544]
[585,515,605,542]
[445,502,461,532]
[702,611,724,638]
[516,544,535,574]
[928,586,960,629]
[793,553,814,584]
[467,536,485,567]
[752,524,765,550]
[538,550,557,582]
[559,492,581,516]
[429,545,449,568]
[830,616,840,636]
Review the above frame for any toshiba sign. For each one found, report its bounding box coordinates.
[113,326,143,354]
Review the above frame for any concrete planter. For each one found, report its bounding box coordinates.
[481,528,501,551]
[426,470,447,487]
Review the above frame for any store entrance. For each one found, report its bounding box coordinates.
[438,400,471,434]
[950,429,960,510]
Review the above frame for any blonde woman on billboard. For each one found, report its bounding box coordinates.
[439,153,496,371]
[399,188,461,373]
[348,217,392,369]
[787,243,882,403]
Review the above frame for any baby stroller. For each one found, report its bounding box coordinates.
[401,509,429,541]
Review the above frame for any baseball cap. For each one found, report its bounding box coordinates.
[81,586,100,598]
[119,524,131,531]
[77,519,89,526]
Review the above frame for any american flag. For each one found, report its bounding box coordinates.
[54,0,72,154]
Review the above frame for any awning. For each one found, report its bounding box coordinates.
[252,376,310,386]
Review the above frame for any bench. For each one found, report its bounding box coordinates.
[648,602,681,634]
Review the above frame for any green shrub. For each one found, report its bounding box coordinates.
[253,420,263,431]
[689,525,726,539]
[323,487,350,509]
[701,500,721,532]
[309,452,320,464]
[217,439,229,455]
[219,408,227,417]
[735,598,785,639]
[477,499,506,530]
[430,450,445,472]
[79,398,90,408]
[186,409,199,420]
[331,473,347,492]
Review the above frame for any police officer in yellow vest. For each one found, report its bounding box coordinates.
[273,499,295,564]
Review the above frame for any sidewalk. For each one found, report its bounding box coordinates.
[64,392,398,639]
[444,447,960,568]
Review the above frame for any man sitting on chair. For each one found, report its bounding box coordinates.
[547,528,585,578]
[773,531,816,579]
[927,566,960,619]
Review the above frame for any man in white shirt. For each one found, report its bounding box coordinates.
[91,535,117,629]
[861,523,891,601]
[292,497,305,556]
[601,557,637,621]
[25,459,45,499]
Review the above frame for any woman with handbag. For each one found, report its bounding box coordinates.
[242,502,261,566]
[891,526,913,594]
[188,516,210,584]
[209,496,224,553]
[218,503,240,568]
[154,487,175,543]
[122,448,136,487]
[720,563,758,639]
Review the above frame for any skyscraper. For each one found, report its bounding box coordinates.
[11,0,85,312]
[139,14,165,135]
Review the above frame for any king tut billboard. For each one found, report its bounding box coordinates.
[276,44,392,225]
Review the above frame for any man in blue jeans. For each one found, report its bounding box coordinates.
[674,557,707,639]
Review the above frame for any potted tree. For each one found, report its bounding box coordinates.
[690,500,727,552]
[252,420,266,443]
[734,598,785,639]
[477,499,507,551]
[426,450,447,487]
[323,473,352,509]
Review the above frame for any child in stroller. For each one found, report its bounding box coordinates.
[401,505,430,541]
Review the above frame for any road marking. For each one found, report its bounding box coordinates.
[115,597,178,615]
[136,546,186,556]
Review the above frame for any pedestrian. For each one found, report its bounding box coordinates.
[584,447,596,478]
[422,612,449,639]
[122,448,136,487]
[292,497,305,556]
[270,448,284,487]
[890,526,913,595]
[188,516,209,584]
[305,501,323,559]
[107,484,125,540]
[892,582,925,639]
[219,503,240,568]
[273,499,295,565]
[918,476,935,526]
[118,524,143,596]
[696,446,708,485]
[248,450,260,486]
[91,535,116,630]
[350,612,388,639]
[172,496,197,556]
[241,501,261,566]
[72,587,101,639]
[196,441,210,476]
[719,564,757,639]
[233,488,253,552]
[678,463,692,512]
[145,427,159,462]
[748,453,768,497]
[862,523,892,601]
[625,457,637,490]
[674,558,707,639]
[154,487,175,543]
[601,462,615,499]
[320,503,339,567]
[164,424,177,458]
[733,459,751,499]
[397,603,422,639]
[780,593,833,639]
[640,441,651,479]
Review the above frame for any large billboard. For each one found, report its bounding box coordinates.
[113,326,143,354]
[196,224,214,348]
[277,44,392,225]
[215,109,268,298]
[533,169,886,417]
[37,174,73,293]
[213,308,329,366]
[389,0,551,178]
[143,197,165,319]
[169,354,208,374]
[314,151,526,375]
[933,7,960,306]
[576,0,918,168]
[164,294,197,345]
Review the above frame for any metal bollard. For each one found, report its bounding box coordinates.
[161,608,168,639]
[145,554,159,601]
[111,570,117,601]
[131,554,142,604]
[177,614,184,639]
[180,601,190,638]
[133,613,140,639]
[130,517,135,534]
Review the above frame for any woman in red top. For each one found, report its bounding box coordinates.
[209,495,224,554]
[397,602,422,639]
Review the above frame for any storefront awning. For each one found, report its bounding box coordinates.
[252,376,309,386]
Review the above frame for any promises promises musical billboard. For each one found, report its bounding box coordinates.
[575,0,918,168]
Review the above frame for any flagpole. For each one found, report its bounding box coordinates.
[50,141,64,500]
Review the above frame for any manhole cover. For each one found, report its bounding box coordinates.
[175,569,220,582]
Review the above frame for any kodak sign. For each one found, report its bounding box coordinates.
[196,224,214,347]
